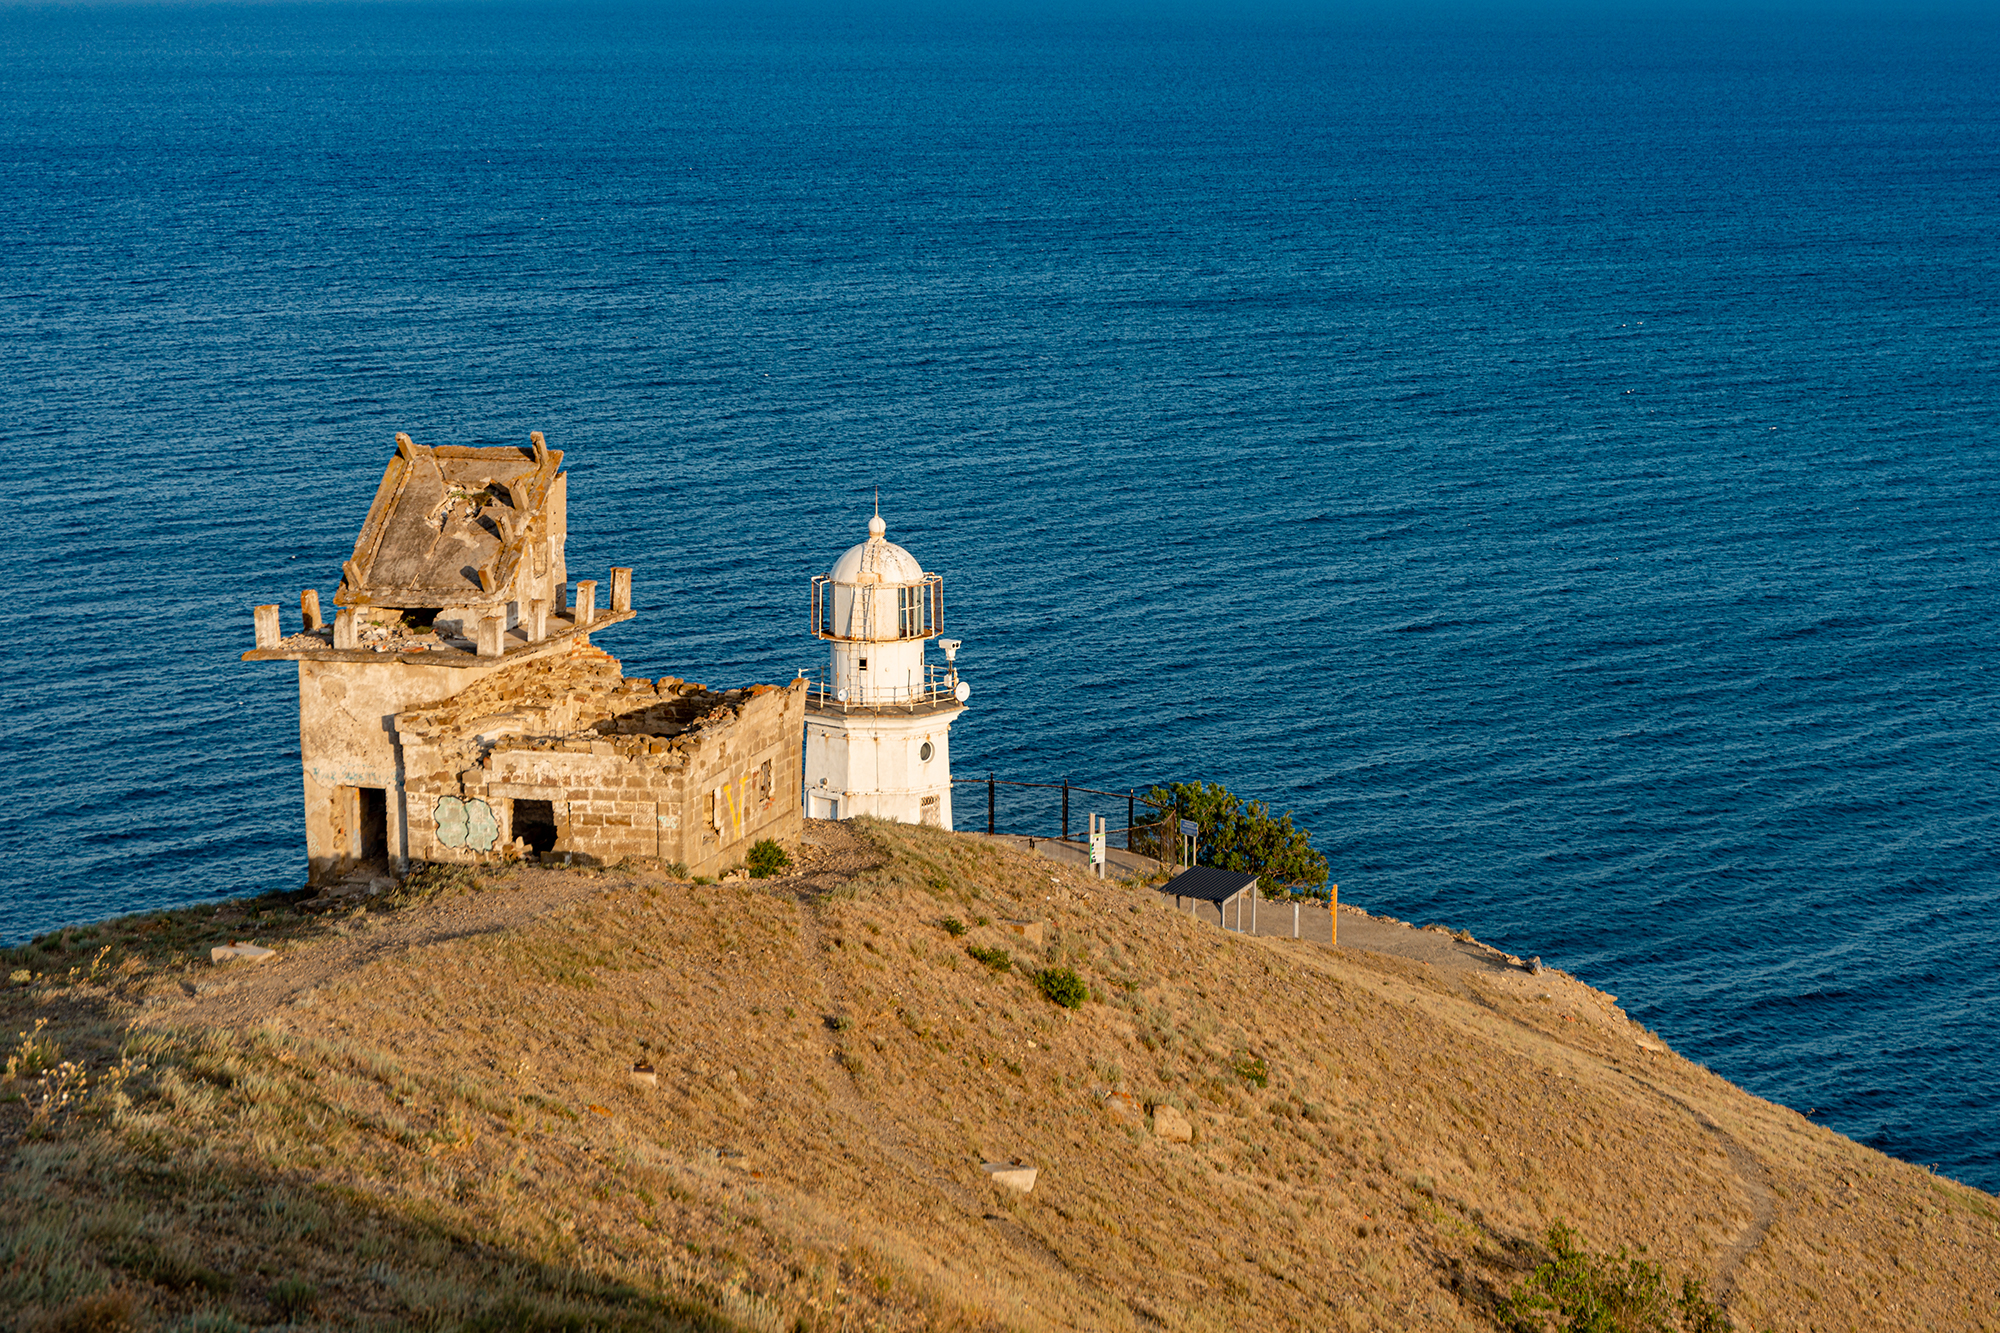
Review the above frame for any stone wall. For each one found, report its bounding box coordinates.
[392,643,805,877]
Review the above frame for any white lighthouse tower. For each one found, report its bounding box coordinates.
[803,508,968,826]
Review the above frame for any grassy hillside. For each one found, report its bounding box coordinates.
[2,820,1995,1331]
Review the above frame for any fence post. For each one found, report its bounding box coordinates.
[988,773,995,835]
[1127,790,1135,852]
[1062,779,1070,843]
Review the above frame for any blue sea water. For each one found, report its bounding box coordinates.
[3,2,1997,1191]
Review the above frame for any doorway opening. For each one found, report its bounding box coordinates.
[356,786,388,862]
[514,798,559,855]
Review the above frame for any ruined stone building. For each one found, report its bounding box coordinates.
[245,432,804,885]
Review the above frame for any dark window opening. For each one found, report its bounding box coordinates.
[399,607,441,630]
[514,799,559,855]
[858,657,868,670]
[357,787,388,861]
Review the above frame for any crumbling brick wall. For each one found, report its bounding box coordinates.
[393,643,805,876]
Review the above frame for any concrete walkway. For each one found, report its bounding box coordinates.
[978,832,1531,979]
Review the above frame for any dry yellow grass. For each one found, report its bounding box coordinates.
[1,818,1995,1331]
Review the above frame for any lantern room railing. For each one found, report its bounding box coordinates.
[804,662,965,713]
[811,572,943,642]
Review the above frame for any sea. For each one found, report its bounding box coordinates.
[3,1,1996,1193]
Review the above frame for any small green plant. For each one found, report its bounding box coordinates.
[269,1276,319,1318]
[5,1018,60,1080]
[1503,1221,1733,1333]
[1233,1052,1270,1088]
[1034,967,1089,1010]
[940,916,967,937]
[966,945,1012,972]
[387,862,479,906]
[746,839,791,879]
[825,1014,851,1032]
[973,915,991,927]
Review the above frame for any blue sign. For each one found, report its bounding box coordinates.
[1180,819,1198,836]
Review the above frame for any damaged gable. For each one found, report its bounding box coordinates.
[336,431,567,629]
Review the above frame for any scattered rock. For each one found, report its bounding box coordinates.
[1150,1103,1194,1143]
[1102,1090,1145,1127]
[211,942,276,964]
[631,1063,658,1087]
[982,1161,1039,1193]
[1002,920,1045,947]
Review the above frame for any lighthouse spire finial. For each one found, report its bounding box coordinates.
[868,490,885,539]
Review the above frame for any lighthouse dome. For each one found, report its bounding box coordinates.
[828,513,928,586]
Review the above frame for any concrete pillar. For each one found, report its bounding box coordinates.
[575,580,598,626]
[609,566,632,613]
[333,607,360,650]
[253,604,281,648]
[478,614,506,657]
[528,597,549,641]
[300,589,323,631]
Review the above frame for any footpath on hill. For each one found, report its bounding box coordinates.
[1,818,1995,1333]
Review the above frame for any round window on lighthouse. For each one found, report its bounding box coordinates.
[920,742,934,762]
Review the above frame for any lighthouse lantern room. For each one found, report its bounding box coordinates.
[804,510,967,827]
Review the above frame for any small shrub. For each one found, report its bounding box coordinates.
[1034,967,1089,1010]
[966,945,1011,973]
[387,862,479,906]
[1504,1222,1733,1333]
[268,1277,318,1318]
[45,1287,140,1333]
[6,1018,60,1080]
[940,917,967,937]
[825,1015,851,1032]
[746,839,791,879]
[1233,1053,1270,1088]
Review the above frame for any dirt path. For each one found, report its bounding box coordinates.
[1249,928,1778,1305]
[1620,1074,1777,1305]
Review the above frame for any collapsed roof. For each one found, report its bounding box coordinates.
[335,432,567,611]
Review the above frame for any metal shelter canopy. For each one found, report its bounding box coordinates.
[1163,866,1258,904]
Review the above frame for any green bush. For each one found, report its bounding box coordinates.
[940,917,967,937]
[746,839,791,879]
[269,1276,319,1319]
[1138,780,1329,891]
[1233,1053,1270,1088]
[1034,967,1089,1010]
[1504,1222,1732,1333]
[966,945,1012,972]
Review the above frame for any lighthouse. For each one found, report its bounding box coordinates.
[803,509,968,826]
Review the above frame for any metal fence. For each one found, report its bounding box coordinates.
[949,775,1167,849]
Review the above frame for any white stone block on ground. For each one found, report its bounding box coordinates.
[982,1161,1039,1194]
[211,942,277,964]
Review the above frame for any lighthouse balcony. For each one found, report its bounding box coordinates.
[803,664,967,717]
